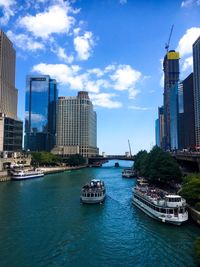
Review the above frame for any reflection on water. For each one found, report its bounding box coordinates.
[0,160,199,267]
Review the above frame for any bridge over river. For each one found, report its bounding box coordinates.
[88,155,135,165]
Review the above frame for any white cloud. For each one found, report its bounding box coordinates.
[111,65,141,90]
[160,73,164,88]
[0,0,16,25]
[181,0,200,7]
[110,64,141,99]
[7,30,44,51]
[74,31,94,60]
[57,47,74,63]
[87,68,104,77]
[32,62,143,106]
[119,0,127,4]
[32,63,84,88]
[90,93,122,108]
[128,105,152,111]
[177,27,200,57]
[182,56,193,72]
[19,4,75,39]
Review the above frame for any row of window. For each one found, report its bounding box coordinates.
[82,192,103,197]
[134,194,185,214]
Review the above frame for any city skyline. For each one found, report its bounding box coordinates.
[1,0,200,154]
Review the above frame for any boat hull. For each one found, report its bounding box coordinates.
[80,195,106,204]
[132,197,188,226]
[11,173,44,180]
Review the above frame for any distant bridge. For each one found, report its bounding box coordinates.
[88,155,135,164]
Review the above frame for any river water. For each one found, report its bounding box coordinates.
[0,160,199,267]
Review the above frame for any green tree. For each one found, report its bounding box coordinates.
[31,152,62,166]
[195,237,200,265]
[67,154,86,166]
[146,147,182,184]
[134,150,148,176]
[134,147,182,184]
[179,174,200,207]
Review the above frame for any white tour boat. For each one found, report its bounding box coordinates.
[80,179,106,204]
[122,168,136,178]
[11,169,44,180]
[132,180,188,225]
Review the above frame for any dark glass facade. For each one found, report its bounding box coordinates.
[163,50,180,150]
[24,76,58,151]
[193,36,200,147]
[182,73,196,149]
[155,119,160,146]
[0,115,23,151]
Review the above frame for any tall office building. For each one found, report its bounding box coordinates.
[55,91,99,157]
[155,119,160,147]
[193,36,200,148]
[182,73,195,149]
[163,50,180,150]
[0,113,23,152]
[0,30,18,119]
[158,106,164,148]
[0,30,22,152]
[24,75,58,151]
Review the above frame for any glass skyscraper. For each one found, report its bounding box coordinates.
[163,50,180,150]
[193,36,200,148]
[182,73,195,149]
[24,75,58,151]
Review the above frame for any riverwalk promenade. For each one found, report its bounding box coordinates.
[0,165,87,182]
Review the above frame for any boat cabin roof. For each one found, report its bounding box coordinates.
[91,179,101,183]
[165,195,181,198]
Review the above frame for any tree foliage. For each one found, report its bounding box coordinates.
[179,174,200,207]
[31,152,62,166]
[195,237,200,265]
[134,146,182,184]
[66,154,86,166]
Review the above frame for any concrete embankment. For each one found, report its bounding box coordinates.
[40,165,87,174]
[0,165,87,182]
[0,170,11,182]
[187,205,200,226]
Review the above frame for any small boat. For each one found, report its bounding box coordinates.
[132,180,188,225]
[11,169,44,180]
[80,179,106,204]
[115,162,119,167]
[122,168,136,178]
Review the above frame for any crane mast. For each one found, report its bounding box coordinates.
[128,140,132,157]
[165,24,174,52]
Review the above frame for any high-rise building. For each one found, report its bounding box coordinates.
[163,50,180,150]
[0,113,23,152]
[169,82,179,150]
[55,91,99,157]
[182,73,196,149]
[0,30,18,119]
[155,119,160,147]
[193,36,200,148]
[24,75,58,151]
[158,106,164,148]
[0,30,22,152]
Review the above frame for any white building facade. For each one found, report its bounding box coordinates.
[55,91,99,157]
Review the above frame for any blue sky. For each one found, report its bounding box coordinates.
[0,0,200,155]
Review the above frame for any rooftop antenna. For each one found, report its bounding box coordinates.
[165,24,174,53]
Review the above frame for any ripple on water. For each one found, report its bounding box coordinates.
[0,161,199,267]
